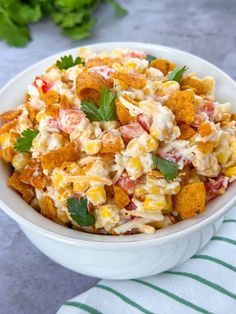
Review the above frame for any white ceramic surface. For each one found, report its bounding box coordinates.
[0,42,236,279]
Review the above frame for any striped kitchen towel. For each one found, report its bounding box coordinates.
[58,207,236,314]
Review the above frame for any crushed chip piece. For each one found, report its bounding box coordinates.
[165,90,195,125]
[25,103,37,123]
[173,182,206,219]
[181,75,215,96]
[43,90,61,106]
[0,147,15,163]
[150,59,176,75]
[0,110,22,122]
[114,185,130,208]
[115,98,136,125]
[19,160,48,189]
[101,131,124,153]
[197,142,214,154]
[39,195,57,220]
[178,124,196,140]
[0,119,18,134]
[76,71,110,104]
[40,142,78,171]
[112,72,147,89]
[86,57,120,68]
[199,122,212,137]
[8,172,34,203]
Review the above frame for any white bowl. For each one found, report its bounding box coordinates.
[1,42,236,280]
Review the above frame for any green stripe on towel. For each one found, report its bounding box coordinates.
[166,271,236,300]
[212,236,236,246]
[96,284,155,314]
[192,255,236,272]
[64,301,103,314]
[223,219,236,224]
[133,279,212,314]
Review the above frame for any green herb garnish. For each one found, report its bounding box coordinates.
[0,1,127,47]
[14,129,39,152]
[56,55,85,70]
[152,154,179,181]
[167,65,188,82]
[67,197,95,227]
[146,54,156,63]
[81,87,117,122]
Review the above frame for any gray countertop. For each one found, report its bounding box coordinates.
[0,1,236,313]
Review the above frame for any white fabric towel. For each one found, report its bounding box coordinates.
[58,207,236,314]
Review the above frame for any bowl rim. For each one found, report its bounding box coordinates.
[0,41,236,249]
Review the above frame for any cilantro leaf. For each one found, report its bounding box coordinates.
[67,197,95,227]
[152,154,179,181]
[62,19,96,40]
[56,54,85,70]
[14,129,39,152]
[99,88,117,121]
[168,65,188,82]
[81,100,103,122]
[146,54,156,63]
[106,0,128,17]
[81,87,117,122]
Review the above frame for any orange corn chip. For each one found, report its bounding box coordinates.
[165,90,195,125]
[60,94,71,109]
[86,57,120,68]
[8,172,34,203]
[76,71,110,104]
[97,153,115,161]
[25,103,37,123]
[19,160,48,189]
[173,182,206,219]
[112,72,147,89]
[0,147,15,163]
[115,98,136,125]
[199,122,212,137]
[180,75,213,96]
[101,131,124,153]
[43,90,60,106]
[197,142,214,154]
[0,110,22,122]
[40,142,78,171]
[230,113,236,121]
[39,195,57,220]
[114,185,130,208]
[178,124,196,140]
[149,59,176,75]
[45,103,60,119]
[0,119,18,134]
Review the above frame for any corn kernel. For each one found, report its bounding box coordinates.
[224,166,236,177]
[149,186,161,194]
[0,133,10,148]
[134,185,147,199]
[125,157,143,180]
[100,206,112,218]
[86,186,106,205]
[83,139,102,155]
[52,169,65,188]
[12,153,29,171]
[73,182,89,193]
[36,111,46,122]
[144,135,158,152]
[126,139,145,157]
[143,194,166,211]
[150,130,159,139]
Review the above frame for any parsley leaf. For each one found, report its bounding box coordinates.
[146,54,156,63]
[99,88,117,121]
[106,0,128,17]
[56,54,85,70]
[81,88,117,122]
[168,65,188,82]
[67,197,95,227]
[81,100,104,122]
[152,154,179,181]
[14,129,39,152]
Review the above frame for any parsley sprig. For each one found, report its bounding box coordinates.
[0,1,127,47]
[56,55,85,70]
[67,197,95,227]
[168,65,188,82]
[14,129,39,153]
[152,154,179,181]
[146,54,156,63]
[81,88,117,122]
